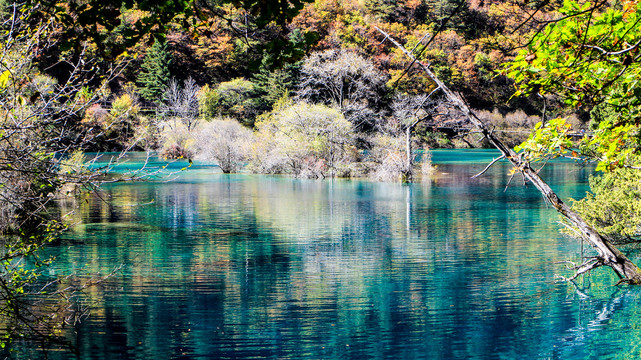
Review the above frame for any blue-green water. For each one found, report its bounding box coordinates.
[18,150,641,359]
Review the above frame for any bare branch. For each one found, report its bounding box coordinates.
[471,155,505,179]
[556,257,603,282]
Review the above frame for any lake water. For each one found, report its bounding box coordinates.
[13,150,641,359]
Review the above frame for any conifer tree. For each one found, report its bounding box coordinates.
[252,56,298,110]
[137,39,172,102]
[364,0,396,21]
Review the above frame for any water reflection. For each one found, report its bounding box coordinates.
[11,152,641,359]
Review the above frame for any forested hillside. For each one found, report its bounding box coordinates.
[31,0,572,162]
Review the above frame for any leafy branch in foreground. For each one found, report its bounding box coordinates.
[503,0,641,246]
[505,0,641,170]
[515,117,641,171]
[0,2,142,351]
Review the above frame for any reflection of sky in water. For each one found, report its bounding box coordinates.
[16,150,641,359]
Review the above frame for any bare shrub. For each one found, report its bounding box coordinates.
[367,134,410,182]
[249,102,357,178]
[194,119,253,173]
[476,109,541,147]
[158,121,195,159]
[246,132,288,175]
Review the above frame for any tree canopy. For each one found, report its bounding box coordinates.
[25,0,315,60]
[506,0,641,171]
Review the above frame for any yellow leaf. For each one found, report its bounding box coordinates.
[0,70,10,88]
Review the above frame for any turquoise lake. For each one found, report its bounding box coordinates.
[13,150,641,359]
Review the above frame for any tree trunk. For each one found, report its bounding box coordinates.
[376,26,641,284]
[403,125,413,182]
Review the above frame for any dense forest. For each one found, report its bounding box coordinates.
[32,0,570,179]
[2,0,641,352]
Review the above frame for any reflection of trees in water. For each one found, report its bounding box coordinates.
[44,166,605,358]
[545,286,641,359]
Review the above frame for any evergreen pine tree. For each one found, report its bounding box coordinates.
[137,39,172,102]
[364,0,397,21]
[252,56,298,110]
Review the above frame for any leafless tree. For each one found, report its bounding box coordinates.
[160,77,200,131]
[297,49,388,130]
[368,93,440,181]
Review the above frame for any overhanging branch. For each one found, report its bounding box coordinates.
[375,26,641,285]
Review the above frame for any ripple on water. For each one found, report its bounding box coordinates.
[24,154,639,359]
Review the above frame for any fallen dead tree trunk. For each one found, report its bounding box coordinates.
[376,27,641,284]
